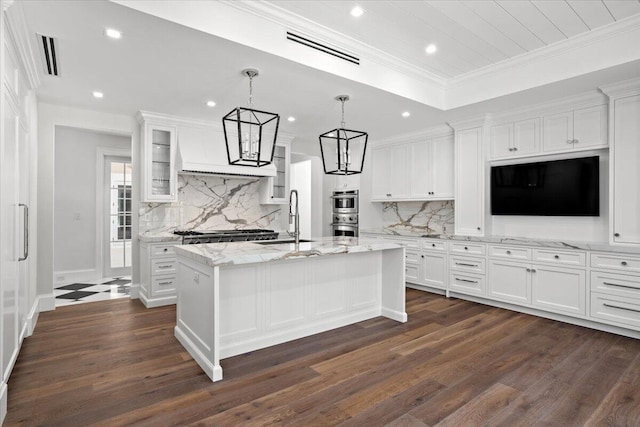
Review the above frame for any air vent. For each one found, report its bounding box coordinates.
[37,34,60,76]
[286,31,359,65]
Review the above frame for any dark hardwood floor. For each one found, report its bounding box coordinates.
[6,289,640,426]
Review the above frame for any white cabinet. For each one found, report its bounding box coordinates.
[542,105,607,153]
[420,251,447,290]
[611,94,640,244]
[140,242,179,307]
[454,127,484,236]
[141,119,177,202]
[260,140,290,204]
[371,134,453,201]
[488,260,530,304]
[490,118,540,159]
[531,265,586,316]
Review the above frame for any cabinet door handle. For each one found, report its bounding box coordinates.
[513,147,518,151]
[158,281,173,286]
[455,277,478,284]
[622,261,628,266]
[455,262,478,267]
[614,233,620,237]
[464,246,468,250]
[477,227,481,231]
[554,255,560,259]
[566,139,573,144]
[421,255,425,258]
[603,303,640,314]
[506,250,511,255]
[531,268,537,273]
[163,248,168,252]
[158,265,173,269]
[602,282,639,290]
[432,243,436,247]
[18,203,28,261]
[573,139,578,144]
[526,268,532,272]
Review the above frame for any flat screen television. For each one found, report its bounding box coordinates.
[491,156,599,216]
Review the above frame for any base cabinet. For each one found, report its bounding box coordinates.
[531,265,586,316]
[421,252,447,290]
[140,241,178,307]
[487,260,530,304]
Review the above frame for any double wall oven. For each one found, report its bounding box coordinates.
[331,190,358,237]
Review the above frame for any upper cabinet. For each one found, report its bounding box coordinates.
[259,140,290,204]
[490,118,540,159]
[543,104,607,153]
[141,120,177,203]
[489,99,608,161]
[371,132,454,202]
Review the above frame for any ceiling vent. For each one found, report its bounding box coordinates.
[286,31,359,65]
[37,34,60,76]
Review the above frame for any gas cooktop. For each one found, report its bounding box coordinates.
[173,229,279,244]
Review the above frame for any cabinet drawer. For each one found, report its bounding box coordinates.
[532,249,585,266]
[393,238,420,250]
[590,271,640,299]
[490,246,531,260]
[151,244,177,257]
[405,262,420,284]
[450,272,485,296]
[152,258,176,275]
[591,293,640,330]
[450,242,486,256]
[405,249,420,264]
[421,239,446,252]
[450,256,485,274]
[591,253,640,273]
[152,275,176,295]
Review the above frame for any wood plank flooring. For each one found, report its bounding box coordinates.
[6,289,640,426]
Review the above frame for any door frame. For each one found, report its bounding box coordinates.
[96,147,131,279]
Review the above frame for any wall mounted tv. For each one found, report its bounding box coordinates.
[491,156,599,216]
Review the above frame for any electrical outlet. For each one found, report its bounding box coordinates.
[73,212,81,220]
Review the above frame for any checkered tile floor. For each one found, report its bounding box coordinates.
[54,277,131,307]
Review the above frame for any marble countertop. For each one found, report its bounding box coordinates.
[174,236,404,268]
[138,231,181,243]
[360,228,640,255]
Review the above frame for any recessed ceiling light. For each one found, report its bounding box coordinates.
[105,28,122,39]
[206,100,216,107]
[402,111,410,118]
[425,44,437,55]
[350,6,364,17]
[287,116,296,122]
[92,91,104,98]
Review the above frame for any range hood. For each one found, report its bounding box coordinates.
[176,124,276,178]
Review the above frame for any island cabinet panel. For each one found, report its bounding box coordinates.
[311,256,348,318]
[219,267,261,339]
[266,260,308,330]
[349,252,382,310]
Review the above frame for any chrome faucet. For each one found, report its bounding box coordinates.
[288,189,300,245]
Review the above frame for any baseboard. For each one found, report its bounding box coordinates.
[53,268,98,286]
[26,297,40,336]
[175,325,222,382]
[139,291,176,308]
[0,381,7,426]
[381,307,408,323]
[37,293,56,312]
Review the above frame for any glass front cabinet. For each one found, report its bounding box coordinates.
[260,140,290,204]
[141,117,177,202]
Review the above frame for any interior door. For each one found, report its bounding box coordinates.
[104,156,133,278]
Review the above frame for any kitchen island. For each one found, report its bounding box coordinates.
[174,236,407,382]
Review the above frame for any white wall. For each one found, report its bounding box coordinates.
[37,103,138,301]
[290,153,323,238]
[54,126,131,279]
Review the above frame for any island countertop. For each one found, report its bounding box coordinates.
[174,236,405,267]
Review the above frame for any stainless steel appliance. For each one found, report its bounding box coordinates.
[173,229,278,244]
[331,190,358,237]
[331,190,359,214]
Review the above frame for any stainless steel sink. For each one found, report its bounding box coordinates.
[256,239,314,245]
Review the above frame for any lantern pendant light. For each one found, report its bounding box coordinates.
[319,95,368,175]
[223,68,280,167]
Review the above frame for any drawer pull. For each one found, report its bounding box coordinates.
[455,277,478,284]
[602,282,639,290]
[526,268,531,272]
[554,255,559,259]
[614,233,620,237]
[603,303,640,314]
[621,261,628,266]
[432,244,436,247]
[163,248,168,252]
[158,265,173,269]
[456,262,478,267]
[421,255,425,258]
[506,250,511,255]
[464,246,468,250]
[158,281,172,285]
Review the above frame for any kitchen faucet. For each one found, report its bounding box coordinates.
[288,189,300,245]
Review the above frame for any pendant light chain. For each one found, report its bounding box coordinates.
[248,73,254,109]
[340,97,346,129]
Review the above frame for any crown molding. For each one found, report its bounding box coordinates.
[448,114,491,131]
[223,0,447,87]
[600,77,640,98]
[3,0,40,89]
[373,124,453,147]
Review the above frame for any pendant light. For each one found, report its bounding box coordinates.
[319,95,368,175]
[223,68,280,167]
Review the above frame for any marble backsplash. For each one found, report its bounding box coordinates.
[380,200,454,235]
[139,175,282,234]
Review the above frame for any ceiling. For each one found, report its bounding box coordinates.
[269,0,640,79]
[15,0,640,151]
